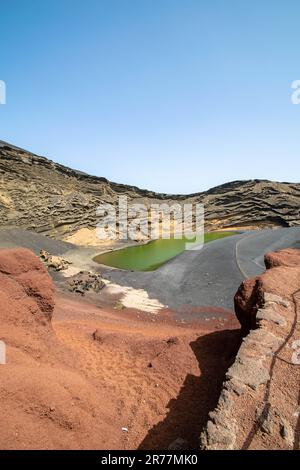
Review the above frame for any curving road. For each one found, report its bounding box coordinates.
[104,227,300,314]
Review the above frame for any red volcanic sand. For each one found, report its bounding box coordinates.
[0,248,241,450]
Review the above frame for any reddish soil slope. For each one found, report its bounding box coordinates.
[0,248,239,450]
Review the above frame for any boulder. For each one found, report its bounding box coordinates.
[67,270,105,295]
[264,248,300,269]
[40,249,71,271]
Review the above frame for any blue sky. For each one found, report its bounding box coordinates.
[0,0,299,193]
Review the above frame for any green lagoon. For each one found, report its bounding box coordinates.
[94,232,235,272]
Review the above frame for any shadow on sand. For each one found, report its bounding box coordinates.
[138,329,242,450]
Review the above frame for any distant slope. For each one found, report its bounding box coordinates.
[0,140,299,238]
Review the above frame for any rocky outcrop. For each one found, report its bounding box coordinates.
[67,271,105,295]
[200,248,300,450]
[0,247,55,323]
[265,248,300,269]
[0,248,58,368]
[40,249,72,271]
[234,249,300,333]
[0,247,118,449]
[0,141,299,240]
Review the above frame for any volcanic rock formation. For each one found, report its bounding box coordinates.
[0,140,299,240]
[201,248,300,450]
[234,248,300,333]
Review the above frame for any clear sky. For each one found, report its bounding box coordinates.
[0,0,299,194]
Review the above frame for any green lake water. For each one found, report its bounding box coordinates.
[93,232,235,271]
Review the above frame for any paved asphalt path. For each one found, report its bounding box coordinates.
[104,227,300,313]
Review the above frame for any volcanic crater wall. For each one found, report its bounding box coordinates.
[0,142,299,239]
